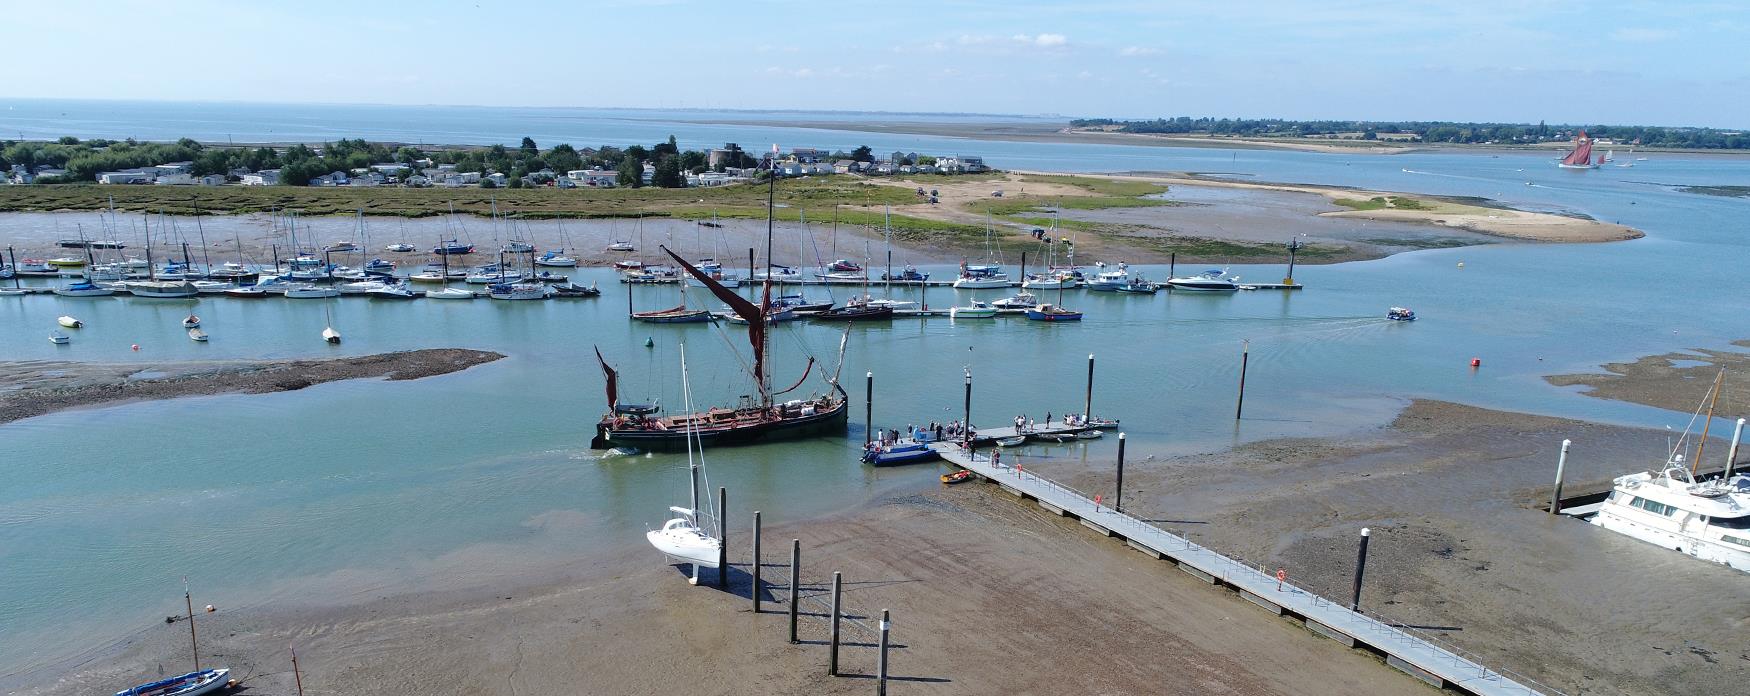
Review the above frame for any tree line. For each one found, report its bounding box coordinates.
[1070,117,1750,149]
[3,135,888,187]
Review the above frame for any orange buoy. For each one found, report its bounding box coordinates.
[1470,358,1481,367]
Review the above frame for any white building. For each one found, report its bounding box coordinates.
[241,170,280,186]
[571,170,618,187]
[98,170,153,185]
[199,174,227,186]
[153,172,195,185]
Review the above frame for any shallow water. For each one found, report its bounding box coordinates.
[2,107,1750,678]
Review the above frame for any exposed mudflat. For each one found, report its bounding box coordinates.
[1546,339,1750,414]
[0,349,504,425]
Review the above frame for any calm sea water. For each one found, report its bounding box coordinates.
[2,102,1749,680]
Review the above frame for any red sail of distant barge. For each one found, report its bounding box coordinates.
[1559,130,1598,169]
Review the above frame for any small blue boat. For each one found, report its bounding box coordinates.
[1025,304,1083,322]
[1387,306,1416,321]
[862,440,942,466]
[433,240,475,255]
[116,668,230,696]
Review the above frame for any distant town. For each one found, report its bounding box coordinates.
[1,136,989,189]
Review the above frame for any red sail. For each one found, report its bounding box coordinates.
[594,345,618,409]
[660,245,767,391]
[1561,130,1594,166]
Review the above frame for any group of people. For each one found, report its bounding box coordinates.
[872,420,971,447]
[1011,413,1055,432]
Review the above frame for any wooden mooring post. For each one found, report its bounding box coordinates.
[717,487,728,588]
[788,539,801,643]
[1235,339,1251,420]
[828,571,843,676]
[877,609,892,695]
[751,511,762,612]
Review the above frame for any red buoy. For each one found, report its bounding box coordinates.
[1470,358,1481,367]
[131,344,140,352]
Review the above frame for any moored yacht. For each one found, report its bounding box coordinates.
[1591,460,1750,572]
[1166,269,1240,292]
[951,263,1010,289]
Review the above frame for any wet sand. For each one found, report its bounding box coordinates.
[0,349,504,425]
[1546,339,1750,414]
[14,489,1414,696]
[1032,399,1748,696]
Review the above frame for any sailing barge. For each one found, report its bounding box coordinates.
[591,249,849,450]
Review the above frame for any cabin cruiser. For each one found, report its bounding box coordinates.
[952,263,1009,289]
[1022,270,1079,289]
[991,291,1038,310]
[1087,265,1130,291]
[1166,269,1240,292]
[1591,459,1750,572]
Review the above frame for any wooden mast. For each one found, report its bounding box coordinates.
[1693,369,1726,474]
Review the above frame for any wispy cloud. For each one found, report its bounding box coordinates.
[1610,27,1678,42]
[1119,46,1160,57]
[1012,33,1068,48]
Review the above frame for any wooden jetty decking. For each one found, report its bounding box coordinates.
[929,442,1553,696]
[966,421,1107,445]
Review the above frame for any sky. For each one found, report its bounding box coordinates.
[6,0,1747,127]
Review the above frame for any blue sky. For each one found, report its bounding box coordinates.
[8,1,1746,127]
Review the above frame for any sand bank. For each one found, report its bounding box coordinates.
[1077,172,1643,243]
[1546,339,1750,413]
[0,349,504,425]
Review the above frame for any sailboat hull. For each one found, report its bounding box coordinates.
[646,527,721,568]
[592,388,850,451]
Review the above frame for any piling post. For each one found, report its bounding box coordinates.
[1115,432,1127,512]
[1235,340,1250,420]
[717,487,728,588]
[1284,237,1302,285]
[752,511,762,612]
[962,368,973,434]
[1084,353,1095,422]
[788,539,801,643]
[1169,252,1176,281]
[865,371,874,444]
[1549,439,1572,514]
[1726,418,1746,478]
[1350,527,1371,612]
[749,247,755,283]
[828,571,843,676]
[877,609,892,695]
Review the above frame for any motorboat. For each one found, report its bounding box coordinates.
[535,250,578,267]
[433,240,475,255]
[385,243,417,253]
[862,440,942,466]
[113,667,232,696]
[828,259,863,274]
[950,300,998,319]
[776,294,833,313]
[336,279,391,295]
[990,292,1038,310]
[424,287,476,300]
[1115,276,1158,294]
[994,435,1027,447]
[632,305,714,323]
[607,241,636,252]
[1025,304,1083,322]
[224,286,266,298]
[1387,307,1417,321]
[368,282,420,300]
[181,315,200,328]
[550,281,602,298]
[363,258,397,273]
[812,297,894,321]
[49,331,70,344]
[16,259,55,274]
[1087,265,1130,291]
[204,263,258,284]
[188,328,209,342]
[487,282,550,300]
[1591,460,1750,572]
[57,315,83,328]
[124,280,200,298]
[466,267,525,284]
[758,265,805,282]
[284,285,341,299]
[1166,269,1240,292]
[952,263,1010,289]
[881,265,930,282]
[191,281,234,294]
[53,281,116,297]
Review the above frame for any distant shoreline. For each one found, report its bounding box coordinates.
[671,117,1750,157]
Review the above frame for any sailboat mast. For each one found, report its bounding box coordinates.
[761,165,776,403]
[194,200,211,274]
[1693,370,1726,474]
[681,342,700,514]
[184,579,200,671]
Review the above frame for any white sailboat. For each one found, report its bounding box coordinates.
[645,343,724,572]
